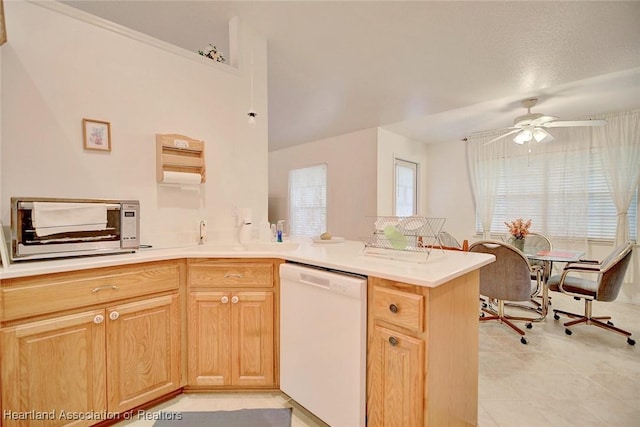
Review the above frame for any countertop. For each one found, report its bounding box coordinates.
[0,239,494,287]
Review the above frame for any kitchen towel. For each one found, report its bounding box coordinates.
[32,202,108,237]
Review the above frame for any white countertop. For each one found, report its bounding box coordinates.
[0,239,494,287]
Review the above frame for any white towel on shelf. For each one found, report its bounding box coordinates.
[32,202,108,237]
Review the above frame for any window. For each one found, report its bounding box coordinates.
[289,164,327,237]
[394,159,418,217]
[477,146,638,241]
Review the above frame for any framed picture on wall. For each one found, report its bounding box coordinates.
[83,118,111,152]
[0,0,7,46]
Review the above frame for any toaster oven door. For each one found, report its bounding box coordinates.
[12,200,127,260]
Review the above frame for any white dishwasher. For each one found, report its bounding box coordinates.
[280,263,367,427]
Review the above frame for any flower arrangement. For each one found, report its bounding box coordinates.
[198,44,225,63]
[504,218,532,240]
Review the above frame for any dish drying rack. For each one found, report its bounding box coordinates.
[362,216,446,263]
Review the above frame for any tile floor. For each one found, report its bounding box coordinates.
[116,293,639,427]
[478,293,640,427]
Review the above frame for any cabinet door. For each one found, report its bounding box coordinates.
[1,310,106,427]
[231,291,274,387]
[106,294,180,413]
[188,291,232,386]
[367,324,424,427]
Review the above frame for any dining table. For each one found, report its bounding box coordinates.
[525,249,585,317]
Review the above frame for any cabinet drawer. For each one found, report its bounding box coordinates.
[372,286,424,331]
[189,261,273,288]
[1,262,180,321]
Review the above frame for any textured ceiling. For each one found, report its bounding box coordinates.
[62,1,640,151]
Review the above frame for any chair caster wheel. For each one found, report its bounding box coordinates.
[565,328,572,336]
[482,303,487,308]
[628,338,636,345]
[607,321,614,326]
[520,337,528,344]
[480,313,485,318]
[554,314,560,320]
[526,323,533,329]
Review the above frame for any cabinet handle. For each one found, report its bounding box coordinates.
[231,296,239,304]
[388,336,399,347]
[93,314,105,324]
[224,273,243,279]
[109,311,120,321]
[92,285,119,293]
[221,296,229,304]
[389,303,399,313]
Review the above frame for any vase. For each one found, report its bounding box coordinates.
[514,238,525,251]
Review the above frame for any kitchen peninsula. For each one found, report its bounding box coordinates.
[0,239,494,427]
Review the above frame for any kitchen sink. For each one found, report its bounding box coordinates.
[191,241,299,252]
[243,241,299,251]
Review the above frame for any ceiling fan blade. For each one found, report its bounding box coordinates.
[483,129,521,145]
[530,115,558,126]
[542,119,607,128]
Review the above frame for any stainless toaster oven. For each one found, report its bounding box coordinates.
[11,197,140,261]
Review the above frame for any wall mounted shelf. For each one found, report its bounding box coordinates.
[156,134,205,184]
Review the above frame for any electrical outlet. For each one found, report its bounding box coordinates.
[198,219,207,243]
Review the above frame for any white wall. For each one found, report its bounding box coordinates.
[424,139,476,240]
[268,128,378,240]
[1,1,269,247]
[376,127,428,216]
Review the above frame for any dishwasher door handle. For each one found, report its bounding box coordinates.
[298,273,331,289]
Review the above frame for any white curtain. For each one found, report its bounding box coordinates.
[466,132,504,239]
[592,109,640,245]
[467,128,590,253]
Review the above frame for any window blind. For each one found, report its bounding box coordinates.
[478,146,637,240]
[289,164,327,237]
[395,159,418,217]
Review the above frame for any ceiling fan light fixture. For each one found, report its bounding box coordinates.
[513,129,532,144]
[477,97,607,146]
[532,127,554,143]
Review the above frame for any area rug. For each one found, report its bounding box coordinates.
[152,408,292,427]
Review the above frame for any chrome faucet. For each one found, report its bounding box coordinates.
[235,216,252,244]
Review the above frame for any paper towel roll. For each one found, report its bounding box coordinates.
[161,171,202,185]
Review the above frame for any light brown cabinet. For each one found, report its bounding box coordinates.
[1,310,106,427]
[188,290,274,387]
[368,323,425,427]
[186,259,279,389]
[0,261,183,427]
[106,295,181,413]
[367,272,480,427]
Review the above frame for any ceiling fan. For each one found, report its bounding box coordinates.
[484,98,607,145]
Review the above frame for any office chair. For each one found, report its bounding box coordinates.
[523,232,552,261]
[549,241,635,345]
[469,240,544,344]
[522,232,553,306]
[437,231,469,251]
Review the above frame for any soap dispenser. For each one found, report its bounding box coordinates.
[259,219,271,242]
[276,220,285,242]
